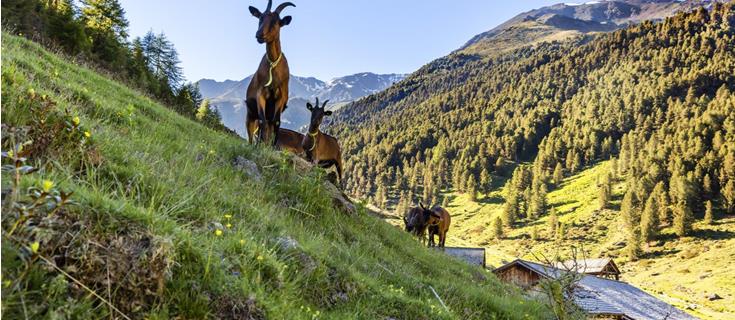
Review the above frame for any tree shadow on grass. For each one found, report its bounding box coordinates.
[641,248,681,259]
[691,228,735,241]
[478,194,504,205]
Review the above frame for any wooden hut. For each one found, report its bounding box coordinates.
[493,259,696,320]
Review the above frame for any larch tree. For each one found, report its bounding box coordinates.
[640,194,659,243]
[553,163,564,186]
[502,192,519,227]
[704,200,714,225]
[491,216,504,239]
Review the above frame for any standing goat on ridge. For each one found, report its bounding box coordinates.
[303,98,344,183]
[245,0,295,146]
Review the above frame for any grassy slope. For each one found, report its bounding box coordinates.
[0,34,546,319]
[398,161,735,319]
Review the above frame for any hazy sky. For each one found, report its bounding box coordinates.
[120,0,562,82]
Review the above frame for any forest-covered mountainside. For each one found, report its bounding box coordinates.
[332,3,734,222]
[0,34,546,319]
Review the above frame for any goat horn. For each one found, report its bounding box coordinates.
[315,97,319,107]
[265,0,273,12]
[322,99,330,108]
[274,2,295,15]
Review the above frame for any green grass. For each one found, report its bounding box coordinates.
[0,34,548,319]
[431,161,735,320]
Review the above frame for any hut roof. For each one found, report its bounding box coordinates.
[494,259,696,320]
[553,258,620,275]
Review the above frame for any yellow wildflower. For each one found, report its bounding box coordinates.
[84,131,91,138]
[214,229,223,236]
[30,241,40,254]
[224,214,232,219]
[42,180,54,192]
[226,223,232,228]
[257,255,264,261]
[3,280,11,288]
[72,116,80,126]
[239,239,246,245]
[208,149,215,155]
[6,150,14,158]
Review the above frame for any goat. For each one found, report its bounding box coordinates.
[276,128,305,155]
[245,0,295,146]
[404,206,429,245]
[424,204,451,248]
[302,98,343,182]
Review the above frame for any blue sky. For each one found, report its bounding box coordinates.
[121,0,562,82]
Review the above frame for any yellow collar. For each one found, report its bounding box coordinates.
[264,52,283,87]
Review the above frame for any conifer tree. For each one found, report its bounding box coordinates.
[548,209,558,237]
[529,184,548,220]
[480,168,492,194]
[491,216,504,239]
[599,175,612,209]
[653,182,670,225]
[640,195,659,243]
[673,202,693,236]
[502,192,519,227]
[553,163,564,185]
[704,200,714,225]
[467,178,478,202]
[626,230,642,261]
[724,179,735,214]
[556,222,566,241]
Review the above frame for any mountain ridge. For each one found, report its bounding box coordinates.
[196,72,406,134]
[459,0,725,55]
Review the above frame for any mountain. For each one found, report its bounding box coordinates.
[1,33,545,319]
[331,3,734,319]
[196,73,406,135]
[459,0,722,56]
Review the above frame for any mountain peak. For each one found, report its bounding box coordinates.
[460,0,723,55]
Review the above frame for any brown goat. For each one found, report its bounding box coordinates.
[302,98,343,182]
[276,128,304,155]
[403,206,429,245]
[245,0,295,146]
[424,204,451,248]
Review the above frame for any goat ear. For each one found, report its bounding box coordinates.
[325,111,333,116]
[419,202,426,210]
[249,6,262,18]
[403,216,408,223]
[306,103,313,110]
[280,16,292,26]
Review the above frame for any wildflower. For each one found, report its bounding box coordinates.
[84,131,91,138]
[239,239,246,245]
[72,116,80,126]
[6,150,14,158]
[257,255,264,261]
[30,241,40,254]
[3,280,11,288]
[27,87,35,98]
[226,223,232,228]
[224,214,232,219]
[214,229,223,236]
[42,180,54,192]
[208,149,215,155]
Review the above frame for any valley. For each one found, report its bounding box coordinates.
[386,161,735,319]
